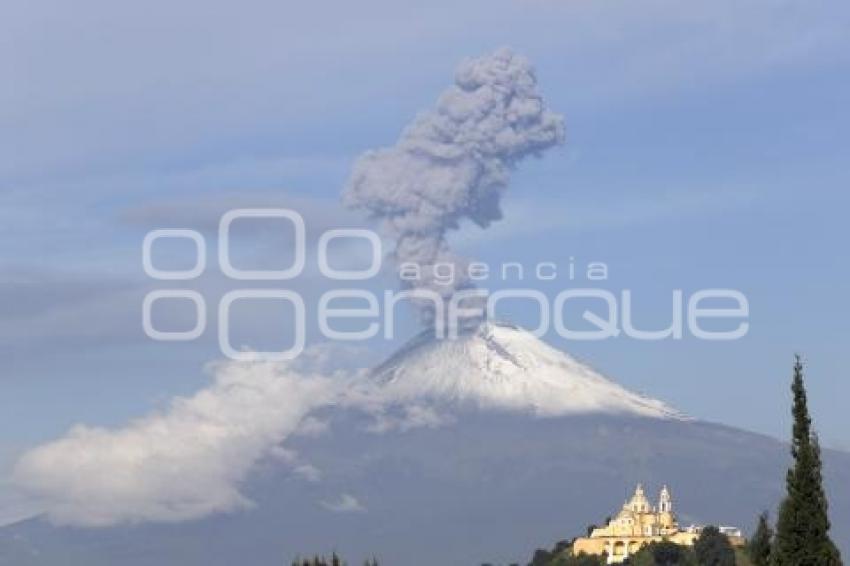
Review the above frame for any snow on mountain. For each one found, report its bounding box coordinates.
[372,320,684,419]
[7,321,850,565]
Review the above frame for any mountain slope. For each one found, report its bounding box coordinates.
[3,413,850,566]
[2,323,849,565]
[373,321,682,419]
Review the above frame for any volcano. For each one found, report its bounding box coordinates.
[2,323,849,566]
[372,320,682,419]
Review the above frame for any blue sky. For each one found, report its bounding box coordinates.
[3,0,850,516]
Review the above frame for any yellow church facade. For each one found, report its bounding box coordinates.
[572,484,744,564]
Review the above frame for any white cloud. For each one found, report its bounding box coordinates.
[320,493,365,513]
[294,416,331,438]
[12,359,337,526]
[0,481,43,527]
[7,339,455,527]
[365,403,453,434]
[292,464,323,483]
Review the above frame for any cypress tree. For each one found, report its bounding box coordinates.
[771,355,842,565]
[747,511,773,566]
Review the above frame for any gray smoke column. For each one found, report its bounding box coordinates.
[344,48,565,329]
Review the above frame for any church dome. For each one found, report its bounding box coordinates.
[627,483,652,513]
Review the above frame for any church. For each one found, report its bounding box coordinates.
[571,484,744,564]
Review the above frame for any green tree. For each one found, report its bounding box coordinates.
[629,540,696,566]
[747,512,773,566]
[772,356,842,566]
[526,542,604,566]
[529,539,575,566]
[530,548,554,566]
[290,554,365,566]
[693,526,735,566]
[554,552,605,566]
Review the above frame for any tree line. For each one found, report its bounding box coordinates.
[290,555,378,566]
[524,356,842,566]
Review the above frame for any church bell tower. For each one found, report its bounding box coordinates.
[659,485,672,513]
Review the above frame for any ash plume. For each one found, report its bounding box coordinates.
[344,48,564,330]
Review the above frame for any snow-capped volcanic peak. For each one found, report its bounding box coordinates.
[373,321,683,419]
